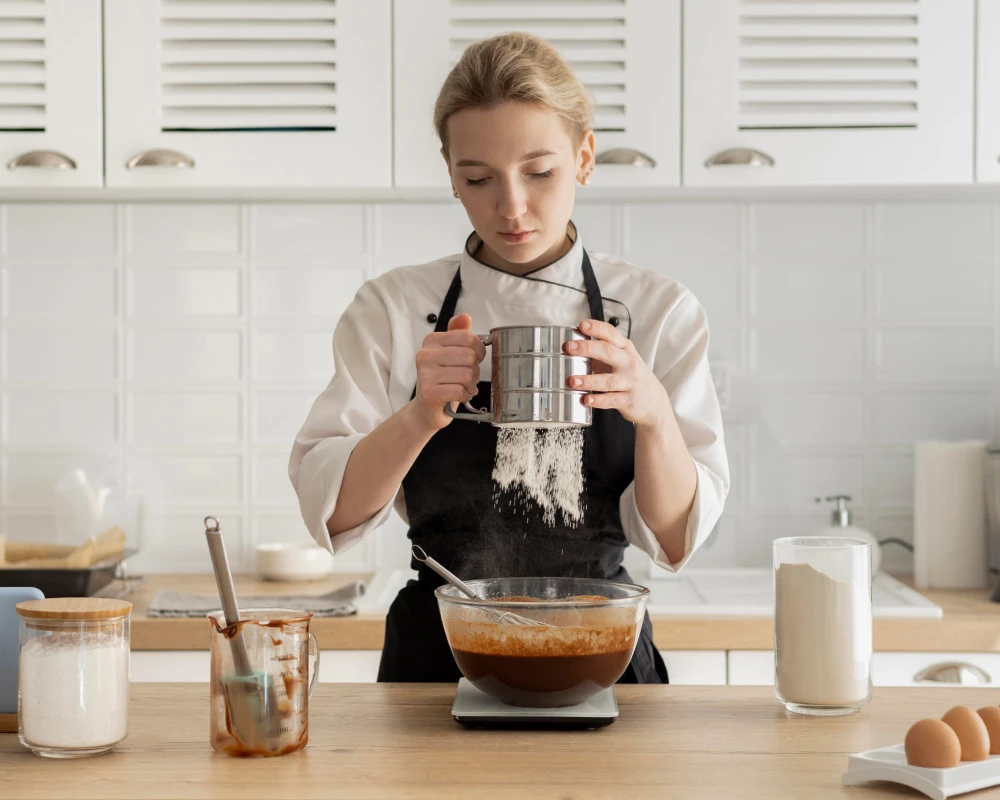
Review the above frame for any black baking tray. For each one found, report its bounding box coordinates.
[0,549,137,598]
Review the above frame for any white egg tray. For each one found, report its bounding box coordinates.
[843,744,1000,800]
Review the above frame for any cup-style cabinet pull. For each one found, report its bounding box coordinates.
[704,148,775,168]
[595,148,657,168]
[7,150,77,170]
[126,148,195,169]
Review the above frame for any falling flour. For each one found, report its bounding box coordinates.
[492,426,585,527]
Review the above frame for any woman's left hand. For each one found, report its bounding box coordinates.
[564,319,669,429]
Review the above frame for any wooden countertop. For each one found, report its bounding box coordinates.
[5,683,1000,799]
[127,573,1000,653]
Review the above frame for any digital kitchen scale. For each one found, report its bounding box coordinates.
[451,678,618,730]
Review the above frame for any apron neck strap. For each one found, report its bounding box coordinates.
[437,248,604,331]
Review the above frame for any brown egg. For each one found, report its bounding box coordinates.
[905,719,962,768]
[977,707,1000,755]
[942,706,991,761]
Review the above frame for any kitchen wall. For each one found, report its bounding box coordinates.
[0,199,996,576]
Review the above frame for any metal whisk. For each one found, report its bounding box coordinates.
[411,545,555,628]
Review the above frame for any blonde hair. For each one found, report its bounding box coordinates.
[434,32,592,154]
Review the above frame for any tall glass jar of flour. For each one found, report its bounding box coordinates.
[773,538,872,716]
[16,598,132,757]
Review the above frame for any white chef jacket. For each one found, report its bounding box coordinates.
[289,229,730,573]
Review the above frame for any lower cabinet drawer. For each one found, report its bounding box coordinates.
[660,650,727,685]
[129,650,384,683]
[727,651,1000,688]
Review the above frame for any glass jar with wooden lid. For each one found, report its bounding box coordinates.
[15,597,132,757]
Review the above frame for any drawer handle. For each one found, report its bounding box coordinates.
[126,148,195,169]
[913,662,991,686]
[7,150,77,170]
[595,148,656,168]
[704,148,775,168]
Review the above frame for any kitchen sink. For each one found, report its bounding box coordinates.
[355,568,942,619]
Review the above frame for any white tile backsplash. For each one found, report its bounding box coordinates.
[1,199,997,574]
[872,392,994,443]
[3,328,117,382]
[4,391,117,446]
[134,454,242,506]
[753,203,868,259]
[752,328,866,383]
[128,330,242,383]
[752,266,866,322]
[128,204,242,258]
[878,267,994,323]
[626,204,741,257]
[252,330,332,385]
[876,328,995,381]
[759,392,867,446]
[128,391,242,446]
[253,267,365,319]
[5,204,118,260]
[879,203,994,267]
[251,204,366,258]
[252,451,298,507]
[128,269,242,318]
[4,267,117,319]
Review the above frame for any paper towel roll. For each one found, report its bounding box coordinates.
[914,440,988,590]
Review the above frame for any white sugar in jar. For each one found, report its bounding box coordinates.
[16,598,132,758]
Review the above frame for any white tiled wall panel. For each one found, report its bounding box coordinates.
[4,391,117,446]
[879,203,994,267]
[134,454,242,506]
[3,328,117,382]
[253,391,318,444]
[752,329,866,383]
[128,269,242,319]
[128,204,242,258]
[0,200,996,575]
[878,268,994,323]
[129,330,242,383]
[753,204,868,260]
[5,204,117,260]
[876,329,994,381]
[252,330,332,385]
[251,204,366,259]
[4,267,117,319]
[128,392,242,446]
[753,267,866,322]
[253,268,365,319]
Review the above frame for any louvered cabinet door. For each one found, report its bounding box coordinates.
[103,0,391,188]
[977,0,1000,182]
[684,0,974,186]
[394,0,680,188]
[0,0,102,187]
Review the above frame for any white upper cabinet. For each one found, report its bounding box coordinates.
[0,0,102,187]
[103,0,391,187]
[684,0,974,186]
[977,0,1000,182]
[394,0,680,188]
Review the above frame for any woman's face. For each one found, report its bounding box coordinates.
[443,101,594,273]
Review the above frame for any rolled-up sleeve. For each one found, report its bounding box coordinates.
[289,282,398,555]
[621,291,730,572]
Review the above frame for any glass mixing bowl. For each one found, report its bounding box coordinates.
[435,577,649,708]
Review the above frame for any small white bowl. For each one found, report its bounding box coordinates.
[255,542,334,582]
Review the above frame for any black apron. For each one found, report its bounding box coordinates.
[377,248,668,685]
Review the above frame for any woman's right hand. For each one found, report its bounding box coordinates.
[409,313,486,432]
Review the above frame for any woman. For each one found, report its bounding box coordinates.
[290,33,729,684]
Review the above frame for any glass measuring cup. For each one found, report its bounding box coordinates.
[208,608,319,756]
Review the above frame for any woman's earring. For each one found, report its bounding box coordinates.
[452,189,459,198]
